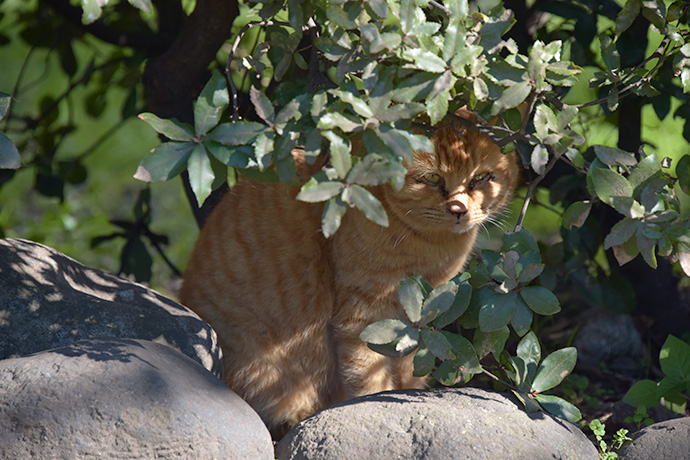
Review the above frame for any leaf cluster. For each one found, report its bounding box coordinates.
[624,334,690,414]
[360,230,578,421]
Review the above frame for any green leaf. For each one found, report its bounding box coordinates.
[127,0,152,13]
[636,226,657,268]
[376,126,414,165]
[323,130,352,179]
[347,155,406,188]
[399,0,417,34]
[534,394,582,422]
[208,121,266,146]
[187,144,215,205]
[491,81,531,116]
[413,347,436,376]
[511,296,533,336]
[317,112,362,132]
[443,331,481,374]
[562,201,592,229]
[473,326,509,359]
[81,0,104,23]
[531,144,549,175]
[0,132,20,169]
[516,331,541,367]
[628,153,660,190]
[433,273,472,329]
[360,319,411,344]
[623,379,661,408]
[296,178,344,203]
[194,72,229,135]
[403,49,448,73]
[591,166,634,205]
[604,218,638,250]
[321,196,347,238]
[479,290,518,332]
[419,281,458,326]
[250,86,275,125]
[593,145,636,167]
[138,113,194,141]
[330,89,375,119]
[399,276,425,323]
[676,155,690,195]
[421,329,455,361]
[659,335,690,381]
[426,89,450,125]
[616,0,642,35]
[503,229,542,266]
[611,196,645,219]
[520,286,561,315]
[348,184,389,227]
[134,141,194,182]
[0,92,11,121]
[532,347,577,393]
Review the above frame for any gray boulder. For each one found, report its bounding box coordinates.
[0,237,221,377]
[619,417,690,460]
[276,387,598,460]
[0,338,274,460]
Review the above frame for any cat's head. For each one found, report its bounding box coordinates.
[385,108,519,236]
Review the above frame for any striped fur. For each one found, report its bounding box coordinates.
[178,108,519,438]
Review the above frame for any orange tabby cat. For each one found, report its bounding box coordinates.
[178,108,519,438]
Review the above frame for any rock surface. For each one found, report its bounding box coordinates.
[619,417,690,460]
[275,387,599,460]
[0,238,222,377]
[0,338,274,460]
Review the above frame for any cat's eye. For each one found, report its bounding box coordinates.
[469,172,494,189]
[422,173,443,186]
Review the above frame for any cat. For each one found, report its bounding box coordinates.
[178,107,519,438]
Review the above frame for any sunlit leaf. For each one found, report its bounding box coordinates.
[321,196,347,238]
[138,113,194,141]
[562,201,591,229]
[0,132,20,169]
[659,335,690,381]
[323,130,352,179]
[593,145,636,167]
[591,166,633,205]
[623,379,661,408]
[134,141,194,182]
[296,178,343,203]
[187,144,215,205]
[194,72,229,135]
[360,319,411,344]
[349,184,389,227]
[532,347,577,393]
[250,86,275,125]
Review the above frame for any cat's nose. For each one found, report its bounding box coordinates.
[448,201,467,217]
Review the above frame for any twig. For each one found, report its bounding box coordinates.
[514,144,564,232]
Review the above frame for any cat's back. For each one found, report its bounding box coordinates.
[178,177,329,334]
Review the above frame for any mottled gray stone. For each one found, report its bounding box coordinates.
[0,238,221,377]
[0,338,274,460]
[573,312,643,375]
[276,387,598,460]
[619,417,690,460]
